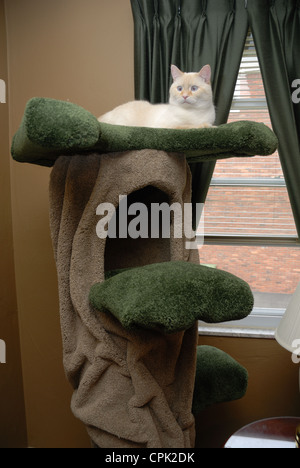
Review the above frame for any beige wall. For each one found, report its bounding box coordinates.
[2,0,299,448]
[0,0,27,448]
[5,0,134,448]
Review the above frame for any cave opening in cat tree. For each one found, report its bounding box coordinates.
[104,185,173,273]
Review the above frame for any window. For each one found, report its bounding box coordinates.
[198,31,300,337]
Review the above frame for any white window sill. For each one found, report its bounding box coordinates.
[198,307,284,339]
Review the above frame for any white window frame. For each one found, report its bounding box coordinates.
[198,309,283,339]
[198,32,299,338]
[197,236,292,339]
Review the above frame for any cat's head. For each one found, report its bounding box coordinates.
[169,65,213,108]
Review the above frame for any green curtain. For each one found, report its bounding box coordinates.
[130,0,248,226]
[247,0,300,238]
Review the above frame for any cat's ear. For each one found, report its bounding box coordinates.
[199,65,211,84]
[171,65,183,81]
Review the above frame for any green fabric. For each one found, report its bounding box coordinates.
[89,261,254,334]
[247,0,300,238]
[192,345,248,414]
[11,97,277,168]
[130,0,249,225]
[11,97,100,167]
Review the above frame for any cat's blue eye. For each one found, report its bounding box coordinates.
[191,86,199,92]
[177,86,183,92]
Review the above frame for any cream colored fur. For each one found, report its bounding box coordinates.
[98,65,215,129]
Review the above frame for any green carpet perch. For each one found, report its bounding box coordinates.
[11,97,277,166]
[11,97,277,448]
[91,261,253,334]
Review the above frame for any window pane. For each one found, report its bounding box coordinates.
[201,30,299,314]
[199,243,300,309]
[204,186,297,237]
[212,153,283,180]
[207,100,298,239]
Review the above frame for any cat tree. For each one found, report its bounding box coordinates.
[11,97,277,448]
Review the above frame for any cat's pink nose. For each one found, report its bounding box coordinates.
[183,95,188,100]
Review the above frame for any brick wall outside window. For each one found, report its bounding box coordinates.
[198,71,300,303]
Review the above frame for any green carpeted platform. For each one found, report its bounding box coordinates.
[11,97,278,167]
[91,261,254,334]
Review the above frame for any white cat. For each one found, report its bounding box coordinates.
[98,65,215,129]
